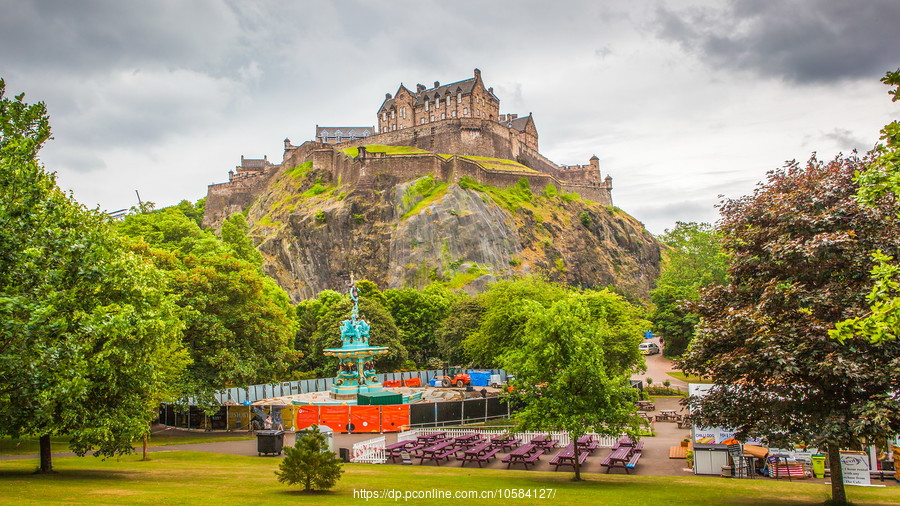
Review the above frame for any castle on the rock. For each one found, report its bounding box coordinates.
[203,69,613,228]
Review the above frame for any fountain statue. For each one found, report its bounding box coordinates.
[323,276,389,400]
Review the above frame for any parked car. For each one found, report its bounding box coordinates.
[639,342,661,355]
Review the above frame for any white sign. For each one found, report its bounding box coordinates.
[840,451,871,486]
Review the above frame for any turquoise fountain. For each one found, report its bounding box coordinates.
[323,279,389,400]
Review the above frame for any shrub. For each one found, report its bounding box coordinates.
[275,425,344,492]
[646,377,653,386]
[579,211,592,227]
[315,210,326,223]
[663,379,671,388]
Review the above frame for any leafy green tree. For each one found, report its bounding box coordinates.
[172,198,205,227]
[500,290,646,480]
[0,80,188,472]
[832,69,900,344]
[384,284,454,364]
[679,154,900,504]
[648,222,726,356]
[436,297,484,365]
[276,425,344,492]
[464,278,568,367]
[220,212,263,265]
[118,207,296,407]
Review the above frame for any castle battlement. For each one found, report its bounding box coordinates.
[203,70,613,229]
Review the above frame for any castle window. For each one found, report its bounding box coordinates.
[446,96,451,107]
[391,110,395,119]
[420,118,425,125]
[435,99,439,109]
[430,114,435,122]
[441,113,446,120]
[382,112,387,121]
[392,125,396,131]
[463,107,468,116]
[457,94,462,104]
[425,101,429,111]
[451,110,457,118]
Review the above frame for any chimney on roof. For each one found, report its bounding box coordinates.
[474,68,481,79]
[417,83,426,93]
[434,81,440,88]
[385,93,392,99]
[488,87,493,94]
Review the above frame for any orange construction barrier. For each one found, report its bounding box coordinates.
[381,404,411,432]
[319,405,349,432]
[293,403,411,433]
[403,378,421,387]
[294,405,319,430]
[349,405,381,433]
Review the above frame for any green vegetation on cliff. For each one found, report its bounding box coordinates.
[341,144,430,157]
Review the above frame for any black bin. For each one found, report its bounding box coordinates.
[257,430,285,456]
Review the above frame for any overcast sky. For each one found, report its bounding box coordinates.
[3,0,899,234]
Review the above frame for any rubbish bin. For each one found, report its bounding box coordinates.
[811,454,826,479]
[257,430,285,456]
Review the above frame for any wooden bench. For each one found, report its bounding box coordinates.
[502,449,544,469]
[600,447,632,474]
[549,449,589,471]
[624,452,641,473]
[459,448,501,468]
[420,448,457,465]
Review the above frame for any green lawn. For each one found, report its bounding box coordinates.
[0,433,254,456]
[667,371,712,384]
[342,145,431,157]
[1,452,896,505]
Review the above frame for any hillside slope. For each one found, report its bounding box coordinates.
[239,160,661,302]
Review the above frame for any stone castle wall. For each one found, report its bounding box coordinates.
[204,118,613,227]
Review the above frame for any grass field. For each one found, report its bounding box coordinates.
[1,452,897,505]
[667,371,712,384]
[0,433,255,456]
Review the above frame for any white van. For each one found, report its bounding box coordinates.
[639,342,660,355]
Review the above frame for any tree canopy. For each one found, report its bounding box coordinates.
[831,69,900,344]
[679,153,900,504]
[648,222,726,357]
[117,206,297,407]
[0,80,188,472]
[500,288,647,480]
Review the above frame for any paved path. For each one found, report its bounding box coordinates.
[632,336,687,390]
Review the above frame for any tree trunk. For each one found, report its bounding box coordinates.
[39,434,52,473]
[573,439,582,481]
[827,442,847,505]
[142,432,149,461]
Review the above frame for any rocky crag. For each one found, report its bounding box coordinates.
[237,160,660,302]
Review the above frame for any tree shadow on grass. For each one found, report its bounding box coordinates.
[275,489,339,497]
[0,468,134,481]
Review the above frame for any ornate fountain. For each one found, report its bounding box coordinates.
[323,278,389,400]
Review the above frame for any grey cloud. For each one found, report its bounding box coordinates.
[629,200,720,235]
[820,128,870,152]
[654,0,900,84]
[0,0,243,76]
[41,145,107,174]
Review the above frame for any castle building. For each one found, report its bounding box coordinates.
[377,69,538,154]
[203,69,613,229]
[228,155,274,182]
[316,125,375,145]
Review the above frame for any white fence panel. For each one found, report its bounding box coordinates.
[351,436,387,464]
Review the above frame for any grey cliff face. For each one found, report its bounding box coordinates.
[242,170,659,302]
